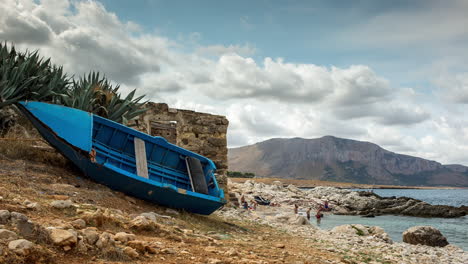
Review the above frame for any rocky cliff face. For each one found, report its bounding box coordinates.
[228,136,468,186]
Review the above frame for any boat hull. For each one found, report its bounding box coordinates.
[18,103,225,215]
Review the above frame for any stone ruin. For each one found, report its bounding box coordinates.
[129,102,229,190]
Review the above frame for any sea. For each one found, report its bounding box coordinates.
[308,189,468,250]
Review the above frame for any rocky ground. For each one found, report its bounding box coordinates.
[232,180,467,218]
[0,150,467,264]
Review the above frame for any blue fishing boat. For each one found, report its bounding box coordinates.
[17,101,226,215]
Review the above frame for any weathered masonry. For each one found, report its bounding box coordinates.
[129,102,229,189]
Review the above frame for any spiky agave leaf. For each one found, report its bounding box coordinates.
[0,42,71,107]
[62,71,147,124]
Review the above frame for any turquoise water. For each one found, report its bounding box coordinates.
[352,188,468,207]
[312,189,468,250]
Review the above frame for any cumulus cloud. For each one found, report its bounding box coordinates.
[0,2,52,44]
[196,44,256,57]
[435,72,468,104]
[339,1,468,48]
[2,0,467,165]
[0,0,166,85]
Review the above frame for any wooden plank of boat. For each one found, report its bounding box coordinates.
[134,137,149,179]
[185,156,209,194]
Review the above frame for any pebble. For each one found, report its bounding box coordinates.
[8,239,34,255]
[70,219,86,229]
[123,246,139,258]
[51,200,74,209]
[0,228,17,241]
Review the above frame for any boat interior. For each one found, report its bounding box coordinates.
[91,115,217,196]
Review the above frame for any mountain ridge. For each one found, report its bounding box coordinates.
[228,135,468,186]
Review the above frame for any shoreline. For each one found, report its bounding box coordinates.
[224,179,468,263]
[230,177,467,189]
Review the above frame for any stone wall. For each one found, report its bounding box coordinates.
[129,102,229,190]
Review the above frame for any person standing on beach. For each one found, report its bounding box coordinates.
[306,207,311,220]
[294,204,299,214]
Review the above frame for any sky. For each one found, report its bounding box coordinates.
[1,0,468,165]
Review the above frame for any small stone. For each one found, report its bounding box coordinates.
[26,202,38,209]
[275,244,286,248]
[16,220,35,238]
[123,246,139,258]
[208,258,223,264]
[0,229,17,241]
[114,232,136,244]
[127,240,146,253]
[95,232,115,249]
[161,248,176,254]
[49,229,77,247]
[82,228,99,245]
[180,250,190,254]
[76,238,88,253]
[70,219,86,229]
[51,200,73,209]
[165,208,180,215]
[8,239,34,255]
[0,210,10,224]
[10,212,28,223]
[225,248,238,256]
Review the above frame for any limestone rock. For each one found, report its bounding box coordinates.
[291,215,310,226]
[403,226,449,247]
[0,229,17,241]
[96,232,115,249]
[16,220,35,238]
[8,239,34,255]
[123,246,139,258]
[70,219,86,229]
[10,212,28,223]
[332,224,369,236]
[81,228,99,245]
[76,238,88,253]
[128,215,160,231]
[0,210,10,224]
[114,232,136,244]
[51,200,73,209]
[49,229,78,247]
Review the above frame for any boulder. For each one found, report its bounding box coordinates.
[114,232,136,244]
[0,229,17,241]
[8,239,34,255]
[51,200,74,209]
[0,210,10,224]
[49,229,78,247]
[403,226,449,247]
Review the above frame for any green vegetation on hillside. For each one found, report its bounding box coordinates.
[227,171,255,178]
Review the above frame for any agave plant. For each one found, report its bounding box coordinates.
[0,42,70,108]
[61,72,147,124]
[0,42,147,125]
